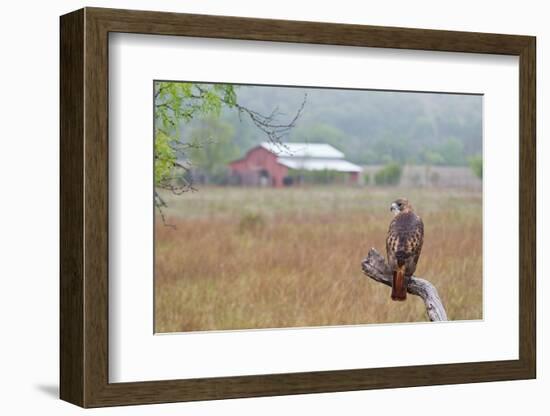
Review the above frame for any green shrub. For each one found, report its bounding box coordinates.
[363,173,370,185]
[469,155,482,179]
[374,162,403,186]
[238,212,266,234]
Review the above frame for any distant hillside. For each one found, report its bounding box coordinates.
[181,83,482,167]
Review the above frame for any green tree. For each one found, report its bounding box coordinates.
[154,82,237,189]
[188,117,239,182]
[438,137,465,166]
[422,150,445,165]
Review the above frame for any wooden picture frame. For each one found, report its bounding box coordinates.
[60,7,536,408]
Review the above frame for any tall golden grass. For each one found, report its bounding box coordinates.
[155,186,482,333]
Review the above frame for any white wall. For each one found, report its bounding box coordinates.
[0,0,545,414]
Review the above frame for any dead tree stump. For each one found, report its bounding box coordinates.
[361,248,448,322]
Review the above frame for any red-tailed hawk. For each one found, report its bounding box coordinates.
[386,198,424,301]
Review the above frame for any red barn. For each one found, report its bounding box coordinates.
[228,142,362,187]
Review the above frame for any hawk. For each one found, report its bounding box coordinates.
[386,198,424,301]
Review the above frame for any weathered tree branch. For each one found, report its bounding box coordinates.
[361,248,448,322]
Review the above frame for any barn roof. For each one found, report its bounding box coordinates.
[257,141,362,173]
[260,142,344,159]
[277,157,362,173]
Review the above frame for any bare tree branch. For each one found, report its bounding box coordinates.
[154,191,176,229]
[234,94,307,144]
[361,248,448,322]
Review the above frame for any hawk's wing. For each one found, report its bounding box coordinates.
[386,212,424,275]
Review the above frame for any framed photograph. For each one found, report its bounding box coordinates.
[60,7,536,408]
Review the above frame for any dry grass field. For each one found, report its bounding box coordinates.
[154,186,482,333]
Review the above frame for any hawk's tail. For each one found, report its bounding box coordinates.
[391,267,407,301]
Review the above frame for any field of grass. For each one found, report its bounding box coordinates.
[155,185,482,333]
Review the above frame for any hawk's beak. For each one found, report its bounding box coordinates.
[390,202,399,214]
